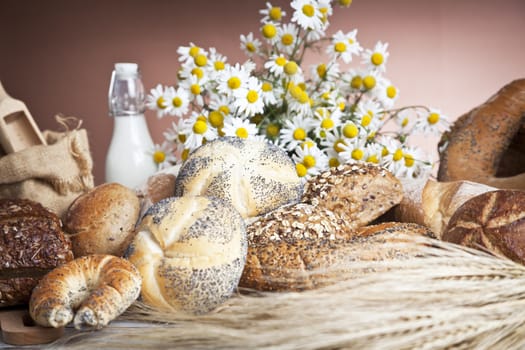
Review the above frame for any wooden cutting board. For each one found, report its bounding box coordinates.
[0,309,64,346]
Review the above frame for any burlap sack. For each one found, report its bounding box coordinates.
[0,116,94,219]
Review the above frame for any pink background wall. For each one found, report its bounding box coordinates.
[1,0,524,185]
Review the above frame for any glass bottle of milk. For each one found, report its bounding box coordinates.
[105,63,157,188]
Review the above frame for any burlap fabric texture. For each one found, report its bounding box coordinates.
[0,115,94,219]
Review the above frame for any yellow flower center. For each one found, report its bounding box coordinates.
[351,76,362,89]
[401,117,409,127]
[262,23,277,39]
[303,155,316,168]
[301,140,315,149]
[284,61,298,75]
[371,52,384,66]
[302,4,315,17]
[321,118,334,129]
[227,77,242,90]
[393,149,403,161]
[189,46,200,58]
[367,154,379,164]
[191,67,204,79]
[194,54,207,67]
[382,147,389,157]
[404,154,415,167]
[193,120,208,135]
[246,42,257,53]
[172,96,183,108]
[334,42,347,53]
[156,97,166,109]
[262,82,273,92]
[293,128,306,141]
[269,7,282,21]
[296,163,308,177]
[321,91,331,100]
[190,84,201,95]
[208,111,224,128]
[281,33,294,46]
[428,112,440,125]
[236,127,249,139]
[363,75,376,90]
[266,123,280,137]
[361,114,372,127]
[153,150,166,164]
[219,105,230,115]
[178,134,186,143]
[317,63,327,79]
[250,114,263,124]
[352,149,364,160]
[386,85,397,98]
[214,61,225,71]
[329,157,340,168]
[246,90,259,103]
[196,115,207,122]
[343,123,359,138]
[338,0,352,7]
[339,102,345,111]
[181,149,190,161]
[334,139,346,153]
[275,56,287,66]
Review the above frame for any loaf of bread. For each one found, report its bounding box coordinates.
[240,201,434,292]
[301,162,403,231]
[127,196,247,314]
[0,198,74,307]
[29,254,141,330]
[63,183,140,257]
[442,190,525,264]
[395,178,497,239]
[174,137,303,218]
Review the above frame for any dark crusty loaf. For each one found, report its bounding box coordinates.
[240,201,434,292]
[301,162,403,231]
[0,198,74,307]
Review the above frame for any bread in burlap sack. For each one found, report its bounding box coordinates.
[0,116,94,219]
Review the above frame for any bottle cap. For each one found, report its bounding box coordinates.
[114,63,139,77]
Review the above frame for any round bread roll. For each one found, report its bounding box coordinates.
[127,195,247,314]
[64,182,140,257]
[442,190,525,264]
[438,79,525,190]
[302,162,403,231]
[174,137,303,219]
[29,254,141,330]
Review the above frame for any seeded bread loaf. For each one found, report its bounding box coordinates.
[0,198,74,307]
[240,201,434,292]
[301,162,403,231]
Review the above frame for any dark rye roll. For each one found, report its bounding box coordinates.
[0,198,74,307]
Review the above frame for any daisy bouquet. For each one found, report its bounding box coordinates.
[146,0,449,179]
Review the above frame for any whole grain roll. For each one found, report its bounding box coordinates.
[442,190,525,263]
[175,137,303,219]
[63,183,140,257]
[302,162,403,230]
[0,198,74,307]
[127,196,247,314]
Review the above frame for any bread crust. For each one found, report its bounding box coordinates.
[438,79,525,190]
[29,254,141,330]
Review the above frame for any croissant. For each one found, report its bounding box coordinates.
[29,254,141,330]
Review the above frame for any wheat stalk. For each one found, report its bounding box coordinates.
[48,236,525,350]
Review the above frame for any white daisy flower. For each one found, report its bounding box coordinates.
[260,80,278,105]
[320,128,348,156]
[378,135,404,175]
[339,136,368,164]
[222,117,259,140]
[260,2,286,23]
[354,100,383,132]
[178,74,208,106]
[181,111,218,151]
[178,59,207,82]
[374,77,399,109]
[208,94,235,119]
[312,107,342,138]
[282,60,304,83]
[233,76,265,117]
[394,109,415,131]
[325,147,344,168]
[318,0,334,28]
[340,120,367,141]
[177,43,204,63]
[145,84,170,118]
[396,145,431,179]
[264,54,288,77]
[277,23,299,55]
[207,47,228,79]
[240,32,262,57]
[311,61,340,83]
[163,119,187,145]
[261,22,279,44]
[326,29,362,64]
[362,41,389,73]
[413,108,450,136]
[279,114,316,151]
[216,63,251,97]
[165,86,190,117]
[364,142,384,165]
[292,143,329,178]
[149,141,178,170]
[291,0,325,32]
[286,81,312,116]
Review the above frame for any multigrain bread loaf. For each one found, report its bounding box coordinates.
[127,196,247,314]
[301,162,403,231]
[63,183,140,257]
[0,198,74,307]
[175,137,303,218]
[29,254,141,330]
[442,190,525,263]
[240,201,434,292]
